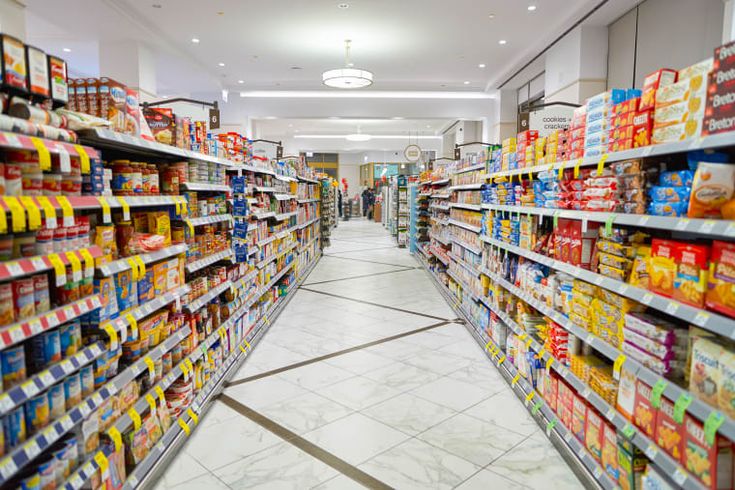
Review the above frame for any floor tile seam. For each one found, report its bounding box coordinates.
[325,245,399,255]
[477,432,540,489]
[217,394,394,490]
[298,287,455,321]
[225,320,454,387]
[301,267,416,286]
[322,253,418,269]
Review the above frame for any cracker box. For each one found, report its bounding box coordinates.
[585,409,604,462]
[633,110,654,148]
[543,368,559,412]
[617,365,637,420]
[113,269,137,314]
[655,396,684,463]
[602,422,620,481]
[706,240,735,318]
[640,69,678,111]
[137,268,154,304]
[673,243,710,308]
[718,347,735,419]
[98,77,127,132]
[650,239,678,298]
[633,380,656,437]
[557,380,574,429]
[683,414,734,490]
[166,258,180,291]
[690,336,722,408]
[571,394,587,442]
[152,262,167,297]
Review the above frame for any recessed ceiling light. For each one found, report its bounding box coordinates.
[463,81,470,85]
[237,80,244,84]
[62,48,71,53]
[426,125,431,128]
[218,62,225,66]
[291,66,303,70]
[152,3,162,8]
[478,63,486,68]
[499,39,507,45]
[488,13,495,19]
[527,5,537,11]
[338,3,349,8]
[191,38,200,43]
[392,117,404,120]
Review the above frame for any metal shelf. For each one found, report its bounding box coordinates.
[187,214,232,226]
[453,163,486,174]
[256,243,297,269]
[448,183,484,191]
[181,182,229,192]
[185,249,234,274]
[98,244,188,277]
[184,281,231,313]
[448,202,482,212]
[104,285,190,336]
[0,246,102,282]
[297,198,320,203]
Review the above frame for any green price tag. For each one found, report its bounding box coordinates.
[604,214,616,236]
[673,393,693,424]
[532,401,543,416]
[621,423,635,439]
[545,419,557,434]
[553,211,560,229]
[650,379,668,409]
[704,411,725,446]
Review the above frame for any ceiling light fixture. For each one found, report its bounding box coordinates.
[498,40,507,45]
[488,13,495,19]
[62,48,71,53]
[191,38,200,44]
[322,40,373,89]
[295,134,442,140]
[218,62,225,66]
[463,81,470,85]
[527,5,537,11]
[346,133,371,141]
[478,63,486,68]
[237,80,244,84]
[338,3,349,8]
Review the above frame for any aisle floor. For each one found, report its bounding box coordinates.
[153,219,584,490]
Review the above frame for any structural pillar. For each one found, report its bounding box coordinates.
[99,40,158,101]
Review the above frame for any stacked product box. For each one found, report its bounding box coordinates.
[584,90,627,158]
[501,137,516,171]
[636,69,677,147]
[569,106,587,159]
[608,91,641,153]
[516,130,538,169]
[703,40,735,137]
[653,59,713,144]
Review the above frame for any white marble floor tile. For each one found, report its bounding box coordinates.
[213,441,338,489]
[363,338,429,361]
[198,400,241,430]
[358,438,480,490]
[258,391,354,434]
[417,413,527,466]
[311,474,368,489]
[152,472,230,490]
[362,392,456,435]
[361,360,443,392]
[150,452,209,488]
[446,362,509,395]
[224,376,309,410]
[410,376,491,412]
[303,412,410,465]
[464,391,539,437]
[277,361,357,390]
[316,375,402,410]
[403,351,473,376]
[454,468,530,489]
[488,434,585,489]
[324,349,397,375]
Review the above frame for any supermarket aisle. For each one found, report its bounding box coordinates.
[152,219,583,490]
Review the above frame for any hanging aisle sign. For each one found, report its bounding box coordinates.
[404,144,421,163]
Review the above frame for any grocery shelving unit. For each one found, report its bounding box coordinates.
[396,175,409,247]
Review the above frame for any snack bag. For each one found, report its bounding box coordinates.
[706,240,735,318]
[688,161,735,219]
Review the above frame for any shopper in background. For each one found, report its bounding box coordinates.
[361,187,370,217]
[338,188,343,218]
[367,188,376,220]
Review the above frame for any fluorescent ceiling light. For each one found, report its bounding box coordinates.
[238,91,493,99]
[346,133,372,141]
[528,5,537,11]
[218,62,225,66]
[463,81,470,85]
[478,63,486,68]
[238,80,244,84]
[294,134,442,140]
[323,40,374,89]
[63,47,71,52]
[191,38,200,43]
[498,40,507,45]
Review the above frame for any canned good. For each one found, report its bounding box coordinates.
[59,321,80,357]
[24,392,49,434]
[47,383,65,419]
[42,173,61,196]
[80,364,94,397]
[32,274,50,315]
[1,345,26,389]
[63,372,81,410]
[12,277,35,320]
[4,406,27,449]
[36,455,57,490]
[4,163,21,196]
[27,329,61,373]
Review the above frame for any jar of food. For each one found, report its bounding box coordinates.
[148,163,159,195]
[111,160,134,196]
[131,162,143,195]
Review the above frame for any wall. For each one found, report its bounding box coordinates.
[0,0,24,39]
[607,0,724,89]
[339,164,360,195]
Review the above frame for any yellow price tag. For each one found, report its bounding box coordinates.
[65,251,82,282]
[185,219,195,237]
[56,196,74,227]
[119,197,131,221]
[93,451,109,475]
[547,162,554,173]
[19,197,41,230]
[511,373,521,387]
[29,137,51,171]
[536,347,546,360]
[239,344,247,353]
[73,144,90,174]
[614,354,627,380]
[596,153,609,176]
[135,256,146,278]
[3,197,26,232]
[79,248,94,278]
[181,362,190,379]
[528,170,534,182]
[497,355,506,366]
[128,407,142,430]
[519,333,528,341]
[0,204,7,234]
[144,356,155,378]
[36,196,57,228]
[155,386,166,405]
[127,258,139,281]
[545,356,554,371]
[178,418,191,436]
[107,427,122,452]
[574,158,582,179]
[557,162,564,180]
[180,197,188,216]
[145,394,157,415]
[484,341,493,352]
[187,408,199,425]
[243,340,251,350]
[102,323,118,351]
[525,391,536,404]
[185,358,194,373]
[174,196,182,216]
[98,197,111,223]
[47,253,66,287]
[125,314,138,340]
[525,338,533,349]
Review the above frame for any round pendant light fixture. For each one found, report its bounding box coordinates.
[322,40,374,89]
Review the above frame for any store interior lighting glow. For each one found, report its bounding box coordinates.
[322,40,374,89]
[527,5,537,11]
[191,38,200,43]
[294,134,442,140]
[499,39,507,45]
[345,133,372,141]
[238,91,493,99]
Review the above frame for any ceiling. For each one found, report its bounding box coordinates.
[253,117,454,137]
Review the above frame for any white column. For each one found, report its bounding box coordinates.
[0,0,24,40]
[545,26,608,104]
[724,0,735,42]
[491,89,517,142]
[99,40,158,101]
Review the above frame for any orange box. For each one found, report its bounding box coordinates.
[572,394,587,442]
[655,396,684,463]
[650,239,678,298]
[684,414,734,490]
[633,380,656,437]
[632,110,654,148]
[610,125,634,142]
[601,423,620,480]
[585,409,604,462]
[673,243,710,308]
[611,112,635,129]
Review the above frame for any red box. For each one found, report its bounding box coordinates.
[640,69,678,111]
[571,394,587,442]
[585,409,604,462]
[610,125,634,142]
[632,110,654,148]
[517,130,538,145]
[706,240,735,318]
[672,243,710,309]
[683,414,733,490]
[633,380,656,437]
[655,396,684,463]
[543,369,559,412]
[557,381,574,429]
[608,139,634,153]
[611,112,635,129]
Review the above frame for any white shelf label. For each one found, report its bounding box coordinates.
[39,371,55,386]
[641,293,654,305]
[0,395,13,412]
[644,444,659,460]
[665,302,679,316]
[25,439,41,459]
[60,416,73,431]
[0,458,18,479]
[60,361,74,374]
[673,468,687,485]
[694,311,710,327]
[20,381,39,398]
[79,402,92,417]
[69,473,84,488]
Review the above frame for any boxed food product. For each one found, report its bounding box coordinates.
[98,77,127,132]
[617,443,647,490]
[673,243,710,308]
[616,365,637,420]
[585,409,604,462]
[143,108,176,146]
[640,69,678,111]
[655,396,684,462]
[688,161,735,219]
[689,337,721,407]
[633,380,656,437]
[707,240,735,318]
[602,423,620,480]
[683,414,733,490]
[719,347,735,419]
[679,58,714,81]
[632,110,654,148]
[652,119,703,144]
[650,239,678,298]
[571,394,587,442]
[557,380,574,428]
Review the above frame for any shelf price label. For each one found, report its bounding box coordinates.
[79,249,95,278]
[98,197,112,223]
[125,314,138,340]
[596,153,609,176]
[704,411,725,446]
[145,394,157,416]
[56,196,74,227]
[573,158,583,179]
[144,356,155,383]
[58,145,71,173]
[155,386,166,405]
[187,408,199,425]
[93,451,110,478]
[128,407,142,431]
[650,379,668,409]
[524,391,535,406]
[102,323,118,351]
[48,253,67,287]
[178,418,191,436]
[127,258,140,281]
[545,419,557,437]
[511,373,521,387]
[107,427,122,452]
[135,256,146,278]
[19,197,41,230]
[3,197,26,232]
[0,205,7,235]
[73,145,91,174]
[65,251,83,282]
[29,137,51,171]
[613,354,626,380]
[119,197,131,221]
[36,196,57,229]
[531,400,543,415]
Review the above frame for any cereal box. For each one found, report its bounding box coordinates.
[617,443,647,490]
[706,240,735,318]
[655,396,684,463]
[166,259,180,291]
[152,262,167,297]
[689,337,721,407]
[572,394,587,442]
[683,414,733,490]
[673,243,710,308]
[585,409,604,462]
[633,380,656,437]
[650,239,678,298]
[617,365,637,420]
[718,347,735,419]
[602,422,620,481]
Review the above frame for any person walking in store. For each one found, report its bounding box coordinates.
[361,187,370,217]
[367,187,376,220]
[337,188,343,218]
